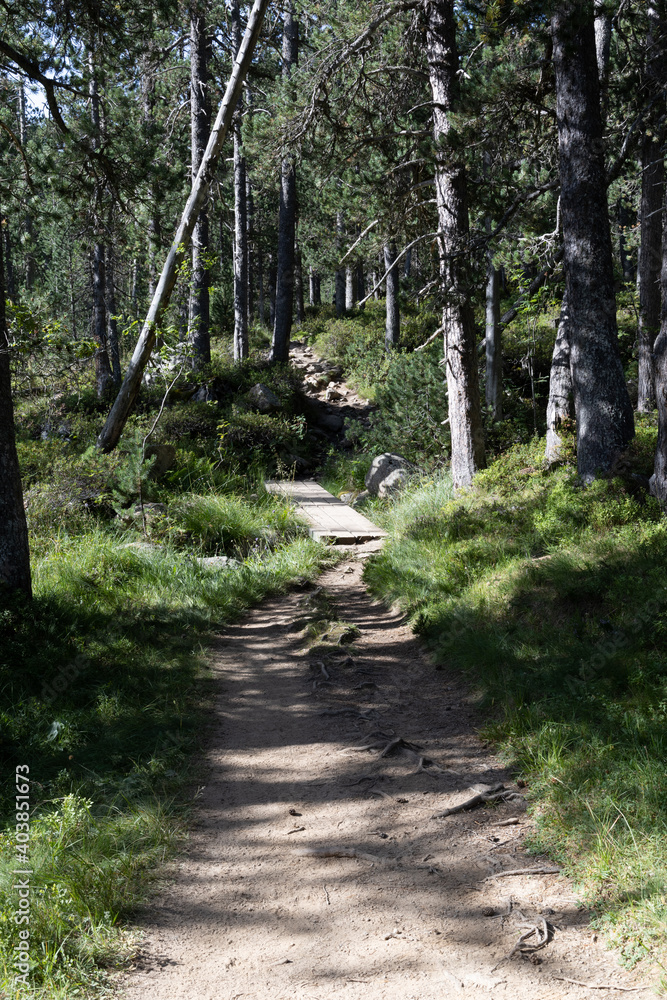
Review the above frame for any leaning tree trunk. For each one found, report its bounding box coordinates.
[190,4,211,368]
[97,0,270,452]
[271,1,298,363]
[651,180,667,503]
[545,291,574,464]
[637,2,665,411]
[0,224,31,598]
[232,0,248,361]
[384,242,400,351]
[552,1,633,480]
[426,0,485,490]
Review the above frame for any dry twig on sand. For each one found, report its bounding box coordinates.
[552,977,644,992]
[293,846,382,863]
[485,866,561,879]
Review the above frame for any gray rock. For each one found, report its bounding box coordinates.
[132,502,168,518]
[197,555,240,570]
[365,453,415,496]
[377,468,408,498]
[247,383,281,413]
[352,490,370,507]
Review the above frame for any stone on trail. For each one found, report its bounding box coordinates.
[365,453,416,496]
[247,383,281,414]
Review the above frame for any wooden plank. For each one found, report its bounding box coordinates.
[265,479,388,543]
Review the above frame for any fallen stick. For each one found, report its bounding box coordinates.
[552,977,643,992]
[293,846,381,863]
[485,866,561,879]
[492,817,521,827]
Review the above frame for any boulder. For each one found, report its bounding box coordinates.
[247,383,281,414]
[197,555,240,570]
[317,410,344,433]
[377,468,408,498]
[365,453,415,496]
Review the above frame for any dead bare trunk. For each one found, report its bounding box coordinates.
[426,0,485,490]
[232,0,248,361]
[485,255,502,420]
[97,0,270,452]
[189,5,211,368]
[384,242,400,351]
[650,178,667,502]
[106,238,121,384]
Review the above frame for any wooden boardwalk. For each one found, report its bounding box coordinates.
[264,479,388,544]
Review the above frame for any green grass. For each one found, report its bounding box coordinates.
[1,358,332,998]
[0,528,327,998]
[362,429,667,984]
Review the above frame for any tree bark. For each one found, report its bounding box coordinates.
[426,0,485,490]
[0,224,31,598]
[356,261,365,303]
[345,266,355,311]
[552,2,634,480]
[4,222,14,301]
[97,0,270,452]
[246,171,255,326]
[309,267,321,306]
[271,1,298,363]
[335,209,346,317]
[651,179,667,503]
[384,242,400,351]
[105,237,122,384]
[545,291,574,464]
[18,84,35,292]
[637,3,665,412]
[485,256,502,420]
[189,5,211,368]
[89,53,113,398]
[232,0,248,361]
[295,244,305,325]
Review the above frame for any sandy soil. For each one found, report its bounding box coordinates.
[120,556,648,1000]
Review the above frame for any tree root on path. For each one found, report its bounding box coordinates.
[343,732,449,774]
[293,846,382,864]
[432,784,523,818]
[491,917,553,971]
[484,866,561,880]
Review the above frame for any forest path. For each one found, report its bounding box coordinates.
[120,557,647,1000]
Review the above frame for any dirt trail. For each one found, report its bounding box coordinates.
[121,557,646,1000]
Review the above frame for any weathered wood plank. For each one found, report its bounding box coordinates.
[265,479,388,543]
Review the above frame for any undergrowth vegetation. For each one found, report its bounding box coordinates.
[361,429,667,980]
[1,341,330,998]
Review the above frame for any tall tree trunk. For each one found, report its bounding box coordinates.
[356,261,365,303]
[403,248,412,279]
[617,198,636,282]
[0,228,31,598]
[105,238,122,384]
[552,1,633,480]
[189,5,211,368]
[545,292,574,464]
[485,256,502,420]
[258,247,265,326]
[594,0,611,115]
[89,55,113,398]
[345,266,355,311]
[269,261,277,330]
[335,209,346,317]
[232,0,248,361]
[426,0,485,490]
[384,242,400,351]
[295,244,305,325]
[651,180,667,502]
[637,3,665,412]
[3,222,14,301]
[246,172,254,326]
[18,85,35,292]
[271,1,298,363]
